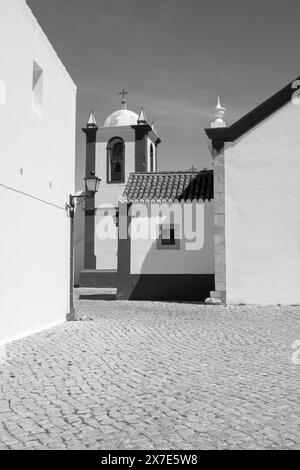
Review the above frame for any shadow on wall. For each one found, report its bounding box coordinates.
[127,240,214,302]
[117,201,215,302]
[74,207,85,286]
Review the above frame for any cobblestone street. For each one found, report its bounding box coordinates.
[0,288,299,450]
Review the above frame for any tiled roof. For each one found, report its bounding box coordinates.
[121,170,213,203]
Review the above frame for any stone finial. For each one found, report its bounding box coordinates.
[87,111,97,128]
[137,108,147,125]
[210,96,226,128]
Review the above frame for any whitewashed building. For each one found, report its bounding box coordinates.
[0,0,77,344]
[79,95,215,299]
[117,171,214,300]
[206,79,300,305]
[80,76,300,305]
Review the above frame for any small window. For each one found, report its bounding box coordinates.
[107,138,125,183]
[162,226,175,245]
[32,61,43,115]
[0,80,6,104]
[114,209,119,227]
[157,224,180,250]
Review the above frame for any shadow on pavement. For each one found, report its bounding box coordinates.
[78,294,117,301]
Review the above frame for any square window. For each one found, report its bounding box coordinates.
[32,61,43,115]
[0,80,6,104]
[161,226,175,245]
[157,224,180,250]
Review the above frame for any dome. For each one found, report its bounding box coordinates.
[104,108,139,127]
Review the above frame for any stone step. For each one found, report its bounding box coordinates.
[205,296,222,305]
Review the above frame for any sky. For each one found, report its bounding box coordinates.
[27,0,300,187]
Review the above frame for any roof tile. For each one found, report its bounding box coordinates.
[121,170,213,203]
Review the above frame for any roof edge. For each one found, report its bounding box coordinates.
[19,0,76,89]
[119,197,211,204]
[128,169,213,176]
[205,76,300,142]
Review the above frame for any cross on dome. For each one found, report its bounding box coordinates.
[119,89,128,109]
[119,88,128,100]
[104,91,138,127]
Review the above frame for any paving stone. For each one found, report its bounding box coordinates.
[0,288,299,449]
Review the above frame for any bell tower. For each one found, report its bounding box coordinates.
[80,92,161,288]
[132,107,161,173]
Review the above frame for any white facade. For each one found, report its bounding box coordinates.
[224,100,300,304]
[0,0,77,344]
[94,128,136,270]
[130,202,214,274]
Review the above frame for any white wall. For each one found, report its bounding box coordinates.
[93,133,135,270]
[94,209,118,270]
[130,202,214,274]
[0,0,76,344]
[74,207,85,285]
[225,100,300,304]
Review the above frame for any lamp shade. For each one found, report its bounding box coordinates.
[85,173,101,193]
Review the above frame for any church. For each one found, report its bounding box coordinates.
[79,91,160,288]
[79,91,215,300]
[79,77,300,305]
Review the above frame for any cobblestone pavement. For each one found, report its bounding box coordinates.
[0,288,300,450]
